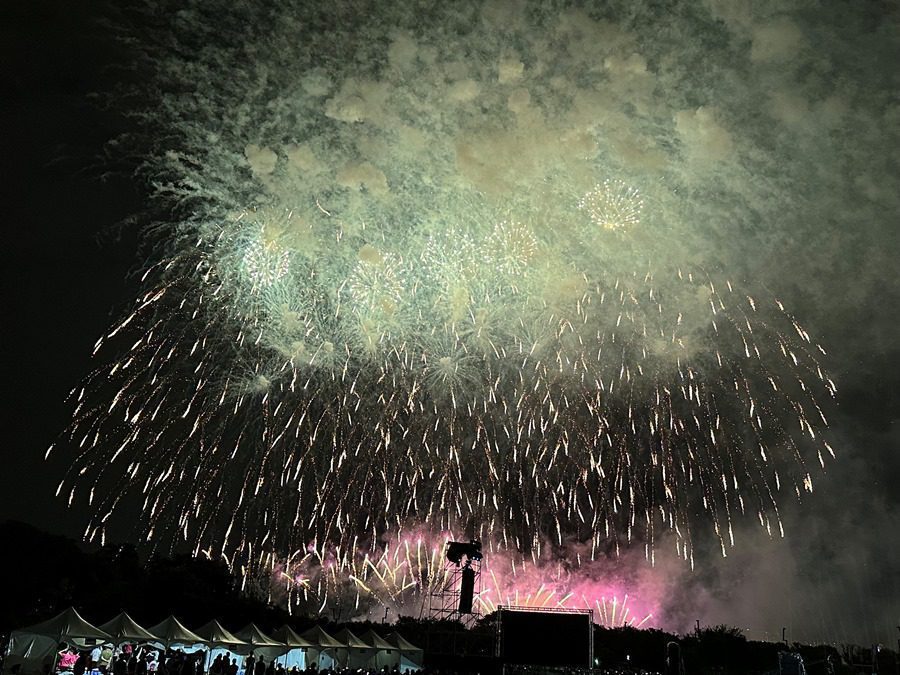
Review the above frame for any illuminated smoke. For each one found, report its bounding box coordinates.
[53,0,841,622]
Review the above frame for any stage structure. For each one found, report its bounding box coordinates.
[426,540,483,628]
[495,606,594,674]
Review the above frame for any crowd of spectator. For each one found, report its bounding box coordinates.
[50,645,409,675]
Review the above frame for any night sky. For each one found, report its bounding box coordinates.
[1,0,898,646]
[2,1,144,537]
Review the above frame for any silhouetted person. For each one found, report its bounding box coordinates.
[74,652,88,675]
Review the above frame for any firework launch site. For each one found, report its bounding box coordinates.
[2,523,897,675]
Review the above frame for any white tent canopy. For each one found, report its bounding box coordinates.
[234,624,281,648]
[360,630,397,671]
[98,613,159,644]
[190,620,247,670]
[269,626,311,671]
[147,616,205,648]
[193,621,246,649]
[268,626,311,650]
[17,608,111,642]
[299,626,343,650]
[300,626,343,670]
[331,628,372,669]
[386,632,424,674]
[3,611,424,675]
[233,624,287,660]
[3,608,112,675]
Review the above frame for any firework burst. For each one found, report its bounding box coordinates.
[262,531,654,627]
[54,0,838,622]
[578,180,645,233]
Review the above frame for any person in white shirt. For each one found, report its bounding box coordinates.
[90,646,102,672]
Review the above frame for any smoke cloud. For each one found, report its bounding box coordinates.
[78,0,900,645]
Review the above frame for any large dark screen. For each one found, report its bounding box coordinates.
[499,609,591,667]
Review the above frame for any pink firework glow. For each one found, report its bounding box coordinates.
[259,529,657,627]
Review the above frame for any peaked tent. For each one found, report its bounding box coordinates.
[98,613,159,644]
[269,626,311,671]
[359,631,394,651]
[193,621,246,648]
[4,608,111,675]
[147,616,205,647]
[16,608,111,642]
[269,626,312,649]
[386,633,421,653]
[359,630,397,671]
[233,624,287,660]
[331,628,372,668]
[331,628,371,650]
[385,633,424,674]
[300,626,343,669]
[299,626,343,650]
[193,620,247,671]
[2,636,60,675]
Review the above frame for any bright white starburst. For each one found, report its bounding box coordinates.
[241,230,291,290]
[347,246,405,316]
[578,179,644,232]
[485,220,538,277]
